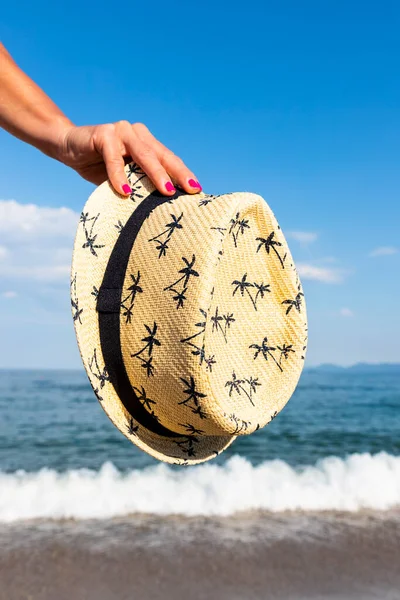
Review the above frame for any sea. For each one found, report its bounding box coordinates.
[0,366,399,600]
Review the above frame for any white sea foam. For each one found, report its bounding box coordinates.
[0,452,399,522]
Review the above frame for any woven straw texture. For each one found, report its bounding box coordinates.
[71,164,307,465]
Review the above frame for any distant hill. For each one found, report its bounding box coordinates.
[307,363,400,374]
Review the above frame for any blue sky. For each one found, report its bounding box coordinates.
[0,0,399,368]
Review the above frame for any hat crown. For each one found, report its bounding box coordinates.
[114,175,305,438]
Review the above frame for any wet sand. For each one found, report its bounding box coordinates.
[0,512,399,600]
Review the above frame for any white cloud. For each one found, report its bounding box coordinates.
[297,263,344,284]
[287,231,318,244]
[369,246,398,257]
[339,307,353,317]
[1,291,18,299]
[0,200,79,238]
[0,200,79,282]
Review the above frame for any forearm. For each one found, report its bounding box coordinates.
[0,43,72,160]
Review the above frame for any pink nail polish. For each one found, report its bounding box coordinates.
[165,182,176,193]
[122,184,132,194]
[188,178,202,190]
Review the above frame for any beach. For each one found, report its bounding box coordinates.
[1,512,400,600]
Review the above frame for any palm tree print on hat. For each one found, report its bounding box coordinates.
[179,423,206,436]
[126,163,147,201]
[198,193,232,207]
[225,372,261,406]
[203,355,216,371]
[132,384,157,412]
[164,255,199,309]
[198,194,215,207]
[256,231,286,269]
[301,323,308,360]
[292,264,300,287]
[210,226,227,242]
[277,343,295,366]
[115,220,124,234]
[210,306,235,342]
[224,412,252,434]
[126,417,139,436]
[121,271,143,323]
[180,308,216,371]
[269,410,278,422]
[80,212,105,257]
[232,274,271,310]
[173,435,200,457]
[148,213,183,258]
[131,322,161,377]
[229,212,250,247]
[70,274,83,324]
[179,375,208,419]
[282,285,304,315]
[249,336,283,372]
[88,348,110,400]
[210,226,227,261]
[254,282,272,303]
[127,162,144,179]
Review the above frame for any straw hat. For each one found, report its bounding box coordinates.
[71,164,307,465]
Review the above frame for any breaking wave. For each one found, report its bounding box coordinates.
[1,452,399,522]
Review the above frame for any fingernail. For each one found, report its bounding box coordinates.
[122,184,132,195]
[165,182,176,193]
[188,179,202,190]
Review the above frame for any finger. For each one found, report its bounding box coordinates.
[123,127,176,196]
[159,149,202,194]
[97,127,132,196]
[133,123,202,194]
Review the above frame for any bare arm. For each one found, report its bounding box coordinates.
[0,44,202,196]
[0,44,72,158]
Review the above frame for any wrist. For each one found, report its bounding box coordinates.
[36,114,75,163]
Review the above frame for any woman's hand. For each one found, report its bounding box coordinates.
[0,44,201,197]
[58,121,202,197]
